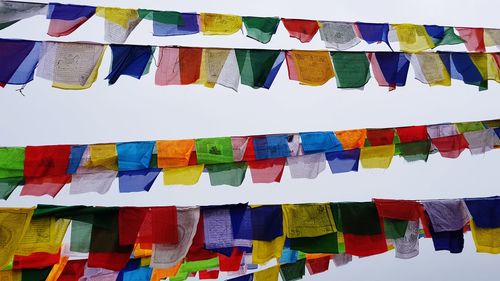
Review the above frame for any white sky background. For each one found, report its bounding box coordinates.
[1,0,500,280]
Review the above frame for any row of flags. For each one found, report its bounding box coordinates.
[2,39,500,91]
[1,1,500,52]
[0,196,499,280]
[0,119,499,199]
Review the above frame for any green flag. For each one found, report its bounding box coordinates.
[242,16,280,43]
[21,267,52,281]
[195,137,234,164]
[338,202,381,235]
[435,27,465,46]
[0,147,25,179]
[235,49,280,88]
[331,52,371,88]
[384,218,408,239]
[0,177,22,200]
[70,219,93,253]
[280,259,306,281]
[290,232,340,253]
[138,9,184,25]
[206,162,247,186]
[397,140,431,162]
[455,122,485,133]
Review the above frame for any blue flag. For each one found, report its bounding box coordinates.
[106,45,154,85]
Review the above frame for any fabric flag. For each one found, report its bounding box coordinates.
[36,42,106,90]
[484,28,500,47]
[46,3,95,37]
[353,22,390,47]
[151,12,199,36]
[163,165,204,185]
[464,129,500,155]
[280,259,306,281]
[408,53,451,86]
[287,153,326,179]
[300,132,342,154]
[424,25,464,47]
[455,122,485,133]
[290,231,341,254]
[251,205,283,241]
[151,208,200,268]
[0,1,47,29]
[195,137,234,164]
[422,199,469,232]
[86,144,118,171]
[456,27,485,52]
[155,47,202,86]
[14,216,69,256]
[282,204,336,238]
[468,53,500,89]
[426,124,459,138]
[396,140,431,162]
[0,208,34,269]
[95,7,142,43]
[331,52,371,88]
[366,129,394,146]
[447,52,485,89]
[368,52,410,90]
[252,234,285,264]
[186,213,218,262]
[200,13,242,35]
[464,197,500,228]
[0,39,40,86]
[70,220,92,253]
[254,266,279,281]
[231,137,249,162]
[319,21,361,50]
[106,45,154,85]
[391,24,435,52]
[325,149,360,174]
[425,212,465,254]
[373,199,422,222]
[0,177,22,200]
[306,256,330,275]
[157,140,195,168]
[118,168,160,193]
[335,129,367,150]
[235,49,283,89]
[116,141,154,171]
[206,162,247,187]
[396,126,428,142]
[203,206,234,251]
[242,16,280,44]
[0,147,25,179]
[332,254,352,267]
[393,220,420,259]
[229,204,252,249]
[21,145,71,197]
[66,145,86,174]
[203,48,230,88]
[281,18,320,43]
[286,50,335,86]
[70,167,117,195]
[252,135,290,160]
[213,49,240,91]
[138,9,183,26]
[431,134,469,158]
[470,220,500,254]
[248,158,286,183]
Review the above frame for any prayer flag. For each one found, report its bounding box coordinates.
[392,24,435,52]
[157,140,195,168]
[66,145,86,174]
[366,129,394,146]
[281,18,320,43]
[196,137,234,164]
[447,53,485,89]
[422,199,469,232]
[484,28,500,47]
[431,134,469,158]
[14,216,69,256]
[455,122,485,133]
[464,197,500,228]
[46,3,95,37]
[373,199,422,221]
[116,141,155,171]
[360,144,395,169]
[235,49,283,89]
[0,147,25,179]
[155,47,202,85]
[287,153,326,179]
[319,21,361,50]
[286,50,334,86]
[0,1,47,29]
[118,168,161,193]
[280,259,306,281]
[86,144,118,170]
[252,135,290,160]
[464,129,500,155]
[470,220,500,254]
[95,7,142,43]
[456,27,485,52]
[282,204,336,238]
[206,162,247,187]
[203,206,234,252]
[335,129,367,150]
[331,52,371,88]
[242,16,280,43]
[325,148,360,174]
[252,235,285,265]
[254,266,279,281]
[163,165,204,185]
[424,25,464,46]
[354,22,390,47]
[248,158,286,183]
[106,45,154,85]
[396,126,429,143]
[0,39,40,86]
[427,124,458,138]
[396,140,431,162]
[368,52,410,90]
[305,256,330,275]
[251,205,283,241]
[300,132,342,154]
[409,53,451,86]
[151,12,199,36]
[0,208,34,268]
[200,13,242,35]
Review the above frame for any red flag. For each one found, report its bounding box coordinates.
[186,213,218,261]
[199,270,220,279]
[367,129,395,146]
[282,19,320,43]
[456,28,485,52]
[306,256,330,275]
[248,158,286,183]
[13,250,61,269]
[119,207,149,245]
[396,126,428,143]
[218,248,243,271]
[431,134,469,158]
[57,259,87,281]
[373,199,422,221]
[88,251,132,271]
[180,47,203,84]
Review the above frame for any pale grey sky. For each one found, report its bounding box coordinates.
[1,0,500,280]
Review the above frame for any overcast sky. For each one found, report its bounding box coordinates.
[1,0,500,280]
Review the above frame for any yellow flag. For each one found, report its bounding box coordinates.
[96,7,139,28]
[282,204,336,238]
[360,144,395,169]
[0,271,21,281]
[14,217,70,256]
[470,220,500,254]
[133,243,152,258]
[290,50,335,86]
[392,24,435,53]
[0,208,34,268]
[412,53,451,86]
[484,29,500,47]
[470,53,500,82]
[200,13,242,35]
[254,265,280,281]
[86,143,118,170]
[163,164,204,185]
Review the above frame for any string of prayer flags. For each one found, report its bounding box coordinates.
[281,18,320,43]
[46,3,95,37]
[319,22,361,50]
[95,7,141,43]
[0,39,40,87]
[200,13,242,35]
[242,16,280,44]
[0,1,47,30]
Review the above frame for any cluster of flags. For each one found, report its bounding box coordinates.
[0,196,499,280]
[2,1,500,52]
[0,119,498,199]
[2,39,500,91]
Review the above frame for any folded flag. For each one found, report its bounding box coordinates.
[391,24,435,53]
[235,49,282,89]
[456,27,485,52]
[331,52,371,88]
[150,12,199,36]
[242,16,280,44]
[281,18,320,43]
[408,53,451,86]
[368,52,410,90]
[95,7,142,43]
[286,50,334,86]
[155,47,202,86]
[0,39,40,86]
[46,3,95,37]
[36,42,106,90]
[424,25,464,47]
[106,45,154,85]
[353,22,390,48]
[118,168,161,193]
[319,21,361,50]
[200,13,242,35]
[117,141,155,171]
[0,1,47,30]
